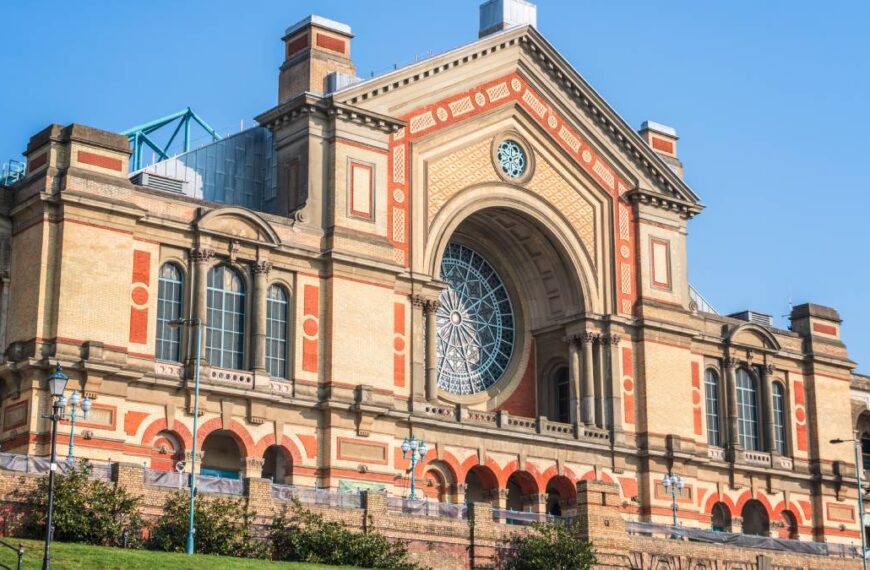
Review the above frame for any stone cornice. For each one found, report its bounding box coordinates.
[255,92,404,134]
[625,187,703,220]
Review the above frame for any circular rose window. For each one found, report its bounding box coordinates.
[437,243,515,395]
[496,140,527,179]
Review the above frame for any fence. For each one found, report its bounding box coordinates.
[143,469,244,495]
[271,484,363,509]
[386,496,468,519]
[491,509,573,526]
[0,452,112,480]
[625,520,860,558]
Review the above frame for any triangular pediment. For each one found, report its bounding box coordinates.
[333,25,701,209]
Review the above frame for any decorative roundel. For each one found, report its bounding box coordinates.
[496,140,527,179]
[437,243,515,396]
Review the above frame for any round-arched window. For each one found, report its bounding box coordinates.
[496,140,527,179]
[437,243,515,395]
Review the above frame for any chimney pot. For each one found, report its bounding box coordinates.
[639,120,682,178]
[278,14,356,102]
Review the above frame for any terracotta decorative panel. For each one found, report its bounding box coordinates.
[129,250,151,344]
[393,302,406,387]
[302,285,319,373]
[349,160,373,220]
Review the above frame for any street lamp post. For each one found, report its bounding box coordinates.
[831,435,868,569]
[42,363,70,570]
[662,472,684,530]
[65,389,92,463]
[169,318,203,556]
[400,435,427,500]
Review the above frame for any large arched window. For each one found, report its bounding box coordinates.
[206,265,246,369]
[704,369,721,447]
[156,263,184,362]
[772,382,787,455]
[736,368,760,451]
[266,285,289,378]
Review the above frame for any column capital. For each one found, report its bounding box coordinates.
[243,456,265,470]
[251,259,273,275]
[190,247,215,264]
[411,294,441,313]
[604,333,622,346]
[723,356,739,369]
[763,363,776,376]
[581,332,598,345]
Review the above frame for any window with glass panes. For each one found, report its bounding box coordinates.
[156,263,183,361]
[266,285,289,378]
[704,369,721,447]
[736,368,760,450]
[206,266,246,369]
[772,382,787,454]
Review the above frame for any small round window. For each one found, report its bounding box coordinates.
[496,140,527,179]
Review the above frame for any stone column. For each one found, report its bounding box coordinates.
[190,247,214,365]
[761,363,776,454]
[581,332,596,426]
[530,493,548,515]
[594,334,607,427]
[724,356,741,451]
[410,295,427,403]
[607,334,624,438]
[250,260,272,373]
[568,336,582,424]
[424,299,441,402]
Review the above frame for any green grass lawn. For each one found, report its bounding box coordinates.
[0,539,359,569]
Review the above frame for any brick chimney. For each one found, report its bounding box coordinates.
[278,15,355,102]
[639,120,683,178]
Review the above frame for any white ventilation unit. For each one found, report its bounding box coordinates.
[728,310,774,328]
[130,171,184,194]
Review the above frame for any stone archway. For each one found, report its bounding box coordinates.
[741,499,770,536]
[465,465,498,504]
[201,429,243,479]
[261,444,293,484]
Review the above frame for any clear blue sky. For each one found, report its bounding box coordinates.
[1,1,867,371]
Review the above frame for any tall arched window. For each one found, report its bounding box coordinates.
[266,285,289,378]
[704,369,721,447]
[772,382,787,455]
[736,368,760,451]
[206,265,246,369]
[156,263,184,362]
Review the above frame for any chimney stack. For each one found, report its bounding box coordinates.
[279,15,355,102]
[479,0,537,38]
[639,121,683,178]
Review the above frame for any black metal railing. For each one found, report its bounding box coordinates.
[0,540,23,570]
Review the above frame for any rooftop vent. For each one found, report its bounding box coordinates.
[479,0,537,38]
[728,310,774,328]
[326,71,363,93]
[130,171,184,194]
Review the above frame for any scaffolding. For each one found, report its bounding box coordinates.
[0,160,26,187]
[121,108,221,171]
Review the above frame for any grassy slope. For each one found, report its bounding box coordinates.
[0,539,358,570]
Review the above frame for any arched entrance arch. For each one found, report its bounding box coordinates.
[711,501,732,532]
[545,475,577,516]
[424,460,457,502]
[201,429,243,479]
[261,445,293,484]
[424,188,597,316]
[424,196,599,411]
[741,499,770,536]
[464,465,498,504]
[506,470,539,512]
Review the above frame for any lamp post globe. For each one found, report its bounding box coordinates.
[46,363,68,398]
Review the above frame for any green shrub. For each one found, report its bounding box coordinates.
[16,460,144,548]
[147,491,268,559]
[501,520,596,570]
[270,499,419,569]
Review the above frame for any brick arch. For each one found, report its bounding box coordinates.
[506,469,540,496]
[578,469,614,484]
[704,492,738,516]
[140,418,193,451]
[735,489,774,518]
[196,417,254,457]
[545,475,577,500]
[539,464,577,483]
[771,499,804,524]
[253,433,303,465]
[494,459,518,488]
[419,450,460,483]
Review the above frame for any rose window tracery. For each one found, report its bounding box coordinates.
[496,140,527,179]
[436,243,515,395]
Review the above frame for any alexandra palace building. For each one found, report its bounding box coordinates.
[2,0,868,554]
